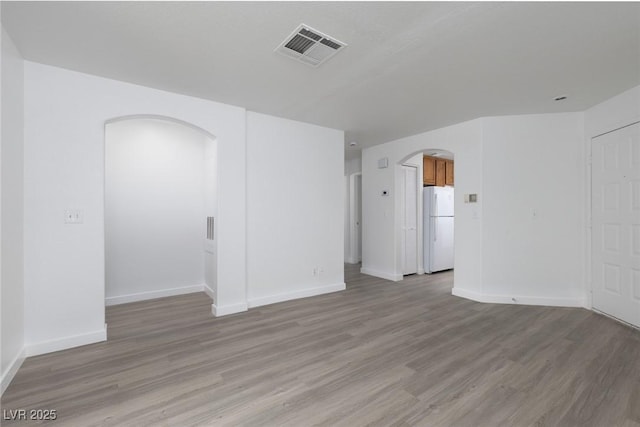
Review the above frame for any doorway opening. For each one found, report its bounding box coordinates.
[104,116,217,309]
[400,149,455,278]
[348,172,362,264]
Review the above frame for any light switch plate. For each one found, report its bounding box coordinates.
[464,194,478,203]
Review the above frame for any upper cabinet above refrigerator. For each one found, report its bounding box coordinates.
[423,155,453,187]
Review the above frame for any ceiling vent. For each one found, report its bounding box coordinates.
[275,24,346,67]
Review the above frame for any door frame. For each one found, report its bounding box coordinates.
[348,172,362,264]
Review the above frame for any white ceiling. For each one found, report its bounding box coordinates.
[3,2,639,159]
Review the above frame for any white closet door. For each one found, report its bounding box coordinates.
[402,165,418,275]
[592,122,640,328]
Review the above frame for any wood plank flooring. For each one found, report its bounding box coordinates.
[2,265,639,426]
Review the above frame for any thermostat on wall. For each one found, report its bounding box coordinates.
[378,158,389,168]
[464,194,478,203]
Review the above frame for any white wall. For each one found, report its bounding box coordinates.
[105,119,214,303]
[1,27,25,395]
[481,113,586,305]
[362,113,589,307]
[246,112,345,307]
[361,119,484,290]
[23,62,247,355]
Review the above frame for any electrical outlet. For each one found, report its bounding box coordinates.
[64,209,84,224]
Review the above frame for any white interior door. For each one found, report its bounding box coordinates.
[592,122,640,328]
[402,165,418,275]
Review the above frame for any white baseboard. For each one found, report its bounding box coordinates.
[451,287,585,308]
[360,267,403,282]
[1,348,26,396]
[346,257,360,265]
[211,302,248,317]
[24,327,107,357]
[592,308,639,330]
[106,284,206,306]
[247,282,346,308]
[203,284,215,300]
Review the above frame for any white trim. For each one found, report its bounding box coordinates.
[360,267,403,282]
[592,308,640,331]
[589,117,640,140]
[105,284,205,306]
[24,327,107,357]
[1,348,26,396]
[584,129,593,313]
[452,287,585,308]
[346,257,359,265]
[203,284,215,300]
[211,302,248,317]
[247,282,346,308]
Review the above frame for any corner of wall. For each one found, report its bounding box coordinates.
[0,348,25,396]
[0,24,26,397]
[211,301,248,317]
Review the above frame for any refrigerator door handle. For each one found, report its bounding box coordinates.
[434,193,438,216]
[434,217,437,241]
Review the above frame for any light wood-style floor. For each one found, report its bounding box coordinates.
[3,265,640,426]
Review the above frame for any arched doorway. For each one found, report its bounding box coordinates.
[397,149,455,279]
[104,116,217,310]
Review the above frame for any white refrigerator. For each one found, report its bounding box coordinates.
[423,187,454,273]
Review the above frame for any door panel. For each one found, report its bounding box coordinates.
[423,156,436,185]
[592,122,640,328]
[436,159,446,187]
[445,160,454,186]
[403,166,418,275]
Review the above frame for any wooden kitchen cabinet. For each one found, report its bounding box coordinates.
[423,156,436,185]
[436,159,446,187]
[445,159,454,186]
[423,155,454,187]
